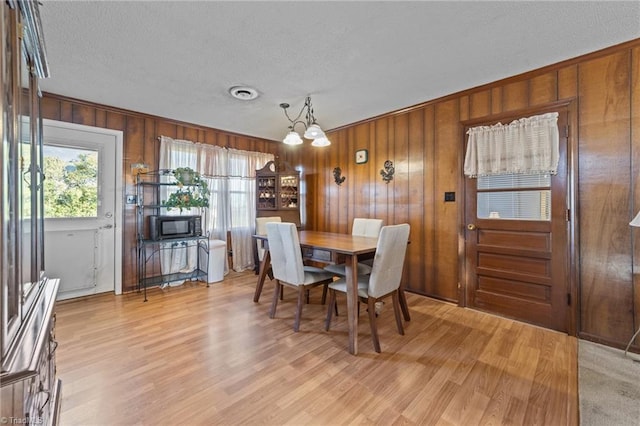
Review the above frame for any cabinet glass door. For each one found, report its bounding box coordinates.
[2,5,20,354]
[279,175,298,208]
[18,36,35,305]
[257,177,276,209]
[18,27,44,312]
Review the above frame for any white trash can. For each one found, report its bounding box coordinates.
[206,239,227,283]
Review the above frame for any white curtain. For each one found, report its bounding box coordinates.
[159,136,273,272]
[464,112,559,178]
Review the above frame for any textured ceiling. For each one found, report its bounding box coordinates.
[38,1,640,142]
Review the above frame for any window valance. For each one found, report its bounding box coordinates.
[463,112,559,178]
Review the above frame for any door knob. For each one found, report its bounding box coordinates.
[467,224,476,230]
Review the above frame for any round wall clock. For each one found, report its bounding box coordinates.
[355,149,368,164]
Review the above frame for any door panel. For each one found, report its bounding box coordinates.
[42,121,120,300]
[44,229,95,293]
[464,109,569,332]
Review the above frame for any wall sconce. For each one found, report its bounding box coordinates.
[380,160,394,183]
[333,167,345,186]
[280,96,331,147]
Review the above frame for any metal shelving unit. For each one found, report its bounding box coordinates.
[135,170,209,301]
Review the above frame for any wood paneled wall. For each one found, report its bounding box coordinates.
[40,95,293,293]
[291,39,640,349]
[42,38,640,350]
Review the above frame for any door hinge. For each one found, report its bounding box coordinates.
[566,209,570,222]
[565,125,570,138]
[567,293,571,306]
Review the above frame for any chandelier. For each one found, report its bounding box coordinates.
[279,96,331,147]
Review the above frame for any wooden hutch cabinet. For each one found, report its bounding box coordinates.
[1,1,61,424]
[256,160,301,226]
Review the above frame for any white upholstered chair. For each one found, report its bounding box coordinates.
[324,223,410,352]
[324,218,383,276]
[253,216,282,302]
[266,222,335,332]
[255,216,281,262]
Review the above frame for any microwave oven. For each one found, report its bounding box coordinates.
[148,215,202,240]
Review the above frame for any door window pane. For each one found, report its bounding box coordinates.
[43,145,98,218]
[477,173,550,189]
[478,190,550,220]
[477,172,551,220]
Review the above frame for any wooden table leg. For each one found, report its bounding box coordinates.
[253,250,271,303]
[345,254,359,355]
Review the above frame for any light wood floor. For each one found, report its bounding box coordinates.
[55,271,578,425]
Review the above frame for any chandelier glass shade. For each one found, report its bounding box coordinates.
[283,131,303,145]
[280,96,331,146]
[311,137,331,147]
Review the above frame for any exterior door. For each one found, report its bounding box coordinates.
[42,120,123,300]
[464,109,569,332]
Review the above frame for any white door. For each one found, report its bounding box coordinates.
[42,120,123,300]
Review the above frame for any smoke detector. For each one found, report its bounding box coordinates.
[228,86,259,101]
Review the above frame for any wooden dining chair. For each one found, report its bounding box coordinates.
[324,218,383,276]
[266,222,335,332]
[325,223,410,352]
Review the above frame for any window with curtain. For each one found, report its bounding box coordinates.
[464,112,559,178]
[464,112,558,221]
[159,136,273,272]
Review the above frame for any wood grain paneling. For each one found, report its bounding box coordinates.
[105,110,125,132]
[503,81,529,111]
[374,118,390,223]
[353,123,370,223]
[558,65,578,100]
[459,96,469,122]
[406,109,425,294]
[73,104,95,126]
[60,100,72,122]
[469,89,491,119]
[392,112,409,224]
[41,97,60,121]
[433,100,459,301]
[336,128,349,233]
[529,72,558,105]
[422,106,436,297]
[578,51,633,342]
[95,109,106,128]
[491,87,503,115]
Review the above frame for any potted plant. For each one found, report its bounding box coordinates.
[162,167,209,212]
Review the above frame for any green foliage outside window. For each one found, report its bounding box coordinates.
[43,153,98,218]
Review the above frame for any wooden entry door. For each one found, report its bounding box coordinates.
[464,109,569,332]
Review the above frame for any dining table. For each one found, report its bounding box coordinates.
[253,230,410,355]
